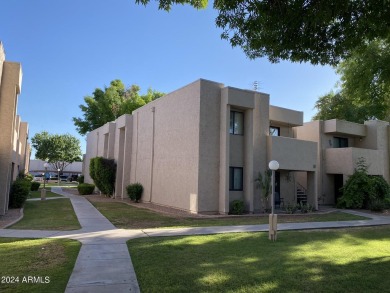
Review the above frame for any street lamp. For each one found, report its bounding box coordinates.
[58,169,61,186]
[268,160,279,241]
[41,162,49,200]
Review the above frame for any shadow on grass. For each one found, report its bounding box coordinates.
[128,226,390,292]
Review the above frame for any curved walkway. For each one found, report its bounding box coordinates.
[1,188,390,292]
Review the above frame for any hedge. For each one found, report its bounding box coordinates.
[9,178,31,208]
[77,183,96,195]
[89,157,116,196]
[126,183,143,202]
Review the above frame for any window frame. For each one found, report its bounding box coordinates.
[229,167,244,191]
[229,111,244,135]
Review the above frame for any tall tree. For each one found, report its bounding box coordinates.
[31,132,82,172]
[313,40,390,123]
[73,80,164,135]
[137,0,390,66]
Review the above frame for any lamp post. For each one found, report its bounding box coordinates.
[58,169,60,186]
[41,162,49,200]
[268,160,279,241]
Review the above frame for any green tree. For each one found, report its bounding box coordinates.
[73,80,164,135]
[138,0,390,66]
[31,131,82,172]
[313,40,390,123]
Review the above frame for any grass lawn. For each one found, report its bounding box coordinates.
[0,238,81,293]
[128,225,390,292]
[28,190,63,199]
[39,182,78,188]
[90,201,369,229]
[9,199,81,230]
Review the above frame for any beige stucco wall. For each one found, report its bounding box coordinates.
[197,80,224,213]
[130,80,203,212]
[0,44,28,215]
[269,105,303,127]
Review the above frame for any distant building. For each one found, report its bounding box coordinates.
[29,159,82,176]
[0,42,30,215]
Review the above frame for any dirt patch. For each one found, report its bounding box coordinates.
[0,208,22,228]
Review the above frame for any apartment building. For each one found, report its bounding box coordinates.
[84,79,318,214]
[0,42,30,215]
[295,119,390,205]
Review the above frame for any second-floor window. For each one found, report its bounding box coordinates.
[230,111,244,135]
[269,126,280,136]
[333,137,348,148]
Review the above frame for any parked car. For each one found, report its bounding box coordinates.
[33,174,44,182]
[67,174,79,182]
[60,175,68,182]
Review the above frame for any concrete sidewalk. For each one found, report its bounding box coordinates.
[1,187,390,293]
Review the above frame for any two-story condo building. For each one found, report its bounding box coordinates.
[84,79,320,214]
[0,42,30,215]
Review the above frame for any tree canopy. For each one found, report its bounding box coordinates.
[313,40,390,123]
[137,0,390,66]
[73,80,164,135]
[31,132,82,172]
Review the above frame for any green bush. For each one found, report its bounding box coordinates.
[89,157,116,196]
[77,175,84,184]
[230,200,244,215]
[77,183,95,195]
[30,181,41,191]
[126,183,144,202]
[338,158,390,210]
[9,178,31,208]
[284,203,298,214]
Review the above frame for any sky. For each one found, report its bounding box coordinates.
[1,0,340,156]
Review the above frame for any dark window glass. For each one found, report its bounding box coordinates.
[270,126,280,136]
[333,137,348,148]
[229,111,244,135]
[229,167,243,191]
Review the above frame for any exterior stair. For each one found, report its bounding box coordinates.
[296,184,308,204]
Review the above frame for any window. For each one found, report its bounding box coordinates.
[269,126,280,136]
[333,137,348,148]
[229,167,243,191]
[229,111,244,135]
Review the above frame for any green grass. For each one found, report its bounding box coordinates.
[0,238,81,293]
[90,201,369,229]
[128,225,390,292]
[9,199,81,230]
[40,182,78,188]
[28,190,63,199]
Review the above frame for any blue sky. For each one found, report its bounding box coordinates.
[1,0,339,155]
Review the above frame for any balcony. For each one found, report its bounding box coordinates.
[324,119,366,137]
[267,136,317,171]
[269,105,303,127]
[325,147,384,175]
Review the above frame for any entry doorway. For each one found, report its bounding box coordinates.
[334,174,344,202]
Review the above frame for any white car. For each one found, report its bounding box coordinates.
[33,174,44,182]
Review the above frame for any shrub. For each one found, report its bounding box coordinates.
[126,183,144,202]
[77,183,95,195]
[89,157,116,196]
[230,200,244,215]
[77,175,85,184]
[9,178,31,208]
[338,159,390,209]
[30,181,41,191]
[284,203,298,214]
